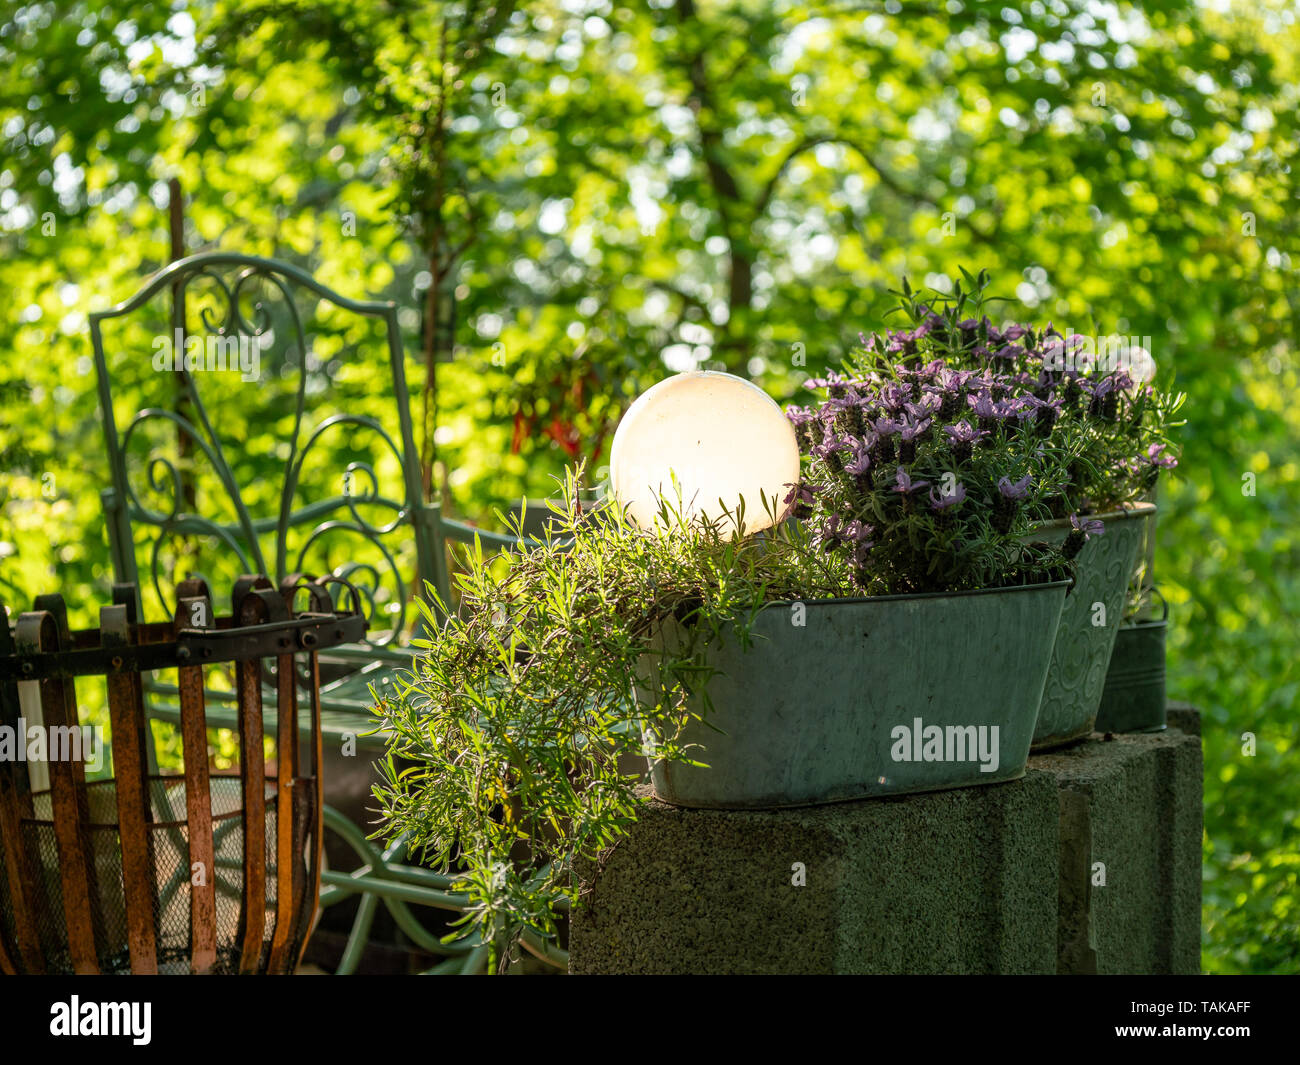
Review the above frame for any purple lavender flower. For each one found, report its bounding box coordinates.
[851,540,874,567]
[1082,373,1122,420]
[944,422,985,446]
[938,368,976,390]
[814,428,848,451]
[1070,514,1106,536]
[786,406,819,450]
[892,467,930,494]
[926,368,977,417]
[783,482,818,508]
[1063,512,1105,557]
[928,482,967,511]
[885,329,918,356]
[828,392,868,436]
[1023,392,1064,435]
[899,415,932,441]
[805,370,856,398]
[943,420,987,463]
[813,432,851,474]
[844,447,872,478]
[1009,395,1040,424]
[967,390,1001,419]
[913,314,943,339]
[1088,375,1117,399]
[869,420,899,464]
[904,394,942,420]
[843,519,874,543]
[879,383,912,411]
[998,474,1034,500]
[896,414,932,463]
[815,403,840,428]
[922,385,956,419]
[817,513,842,553]
[1145,443,1177,469]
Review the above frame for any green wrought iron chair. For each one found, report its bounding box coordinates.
[88,251,565,972]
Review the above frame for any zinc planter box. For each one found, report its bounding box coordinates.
[645,580,1070,809]
[1029,502,1156,750]
[1095,614,1168,733]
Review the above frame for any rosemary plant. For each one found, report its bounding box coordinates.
[372,472,848,963]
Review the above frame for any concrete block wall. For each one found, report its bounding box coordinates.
[569,706,1202,974]
[1045,703,1203,974]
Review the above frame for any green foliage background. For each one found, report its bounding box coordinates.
[1,0,1296,971]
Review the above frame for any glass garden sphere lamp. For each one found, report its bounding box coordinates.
[609,370,801,538]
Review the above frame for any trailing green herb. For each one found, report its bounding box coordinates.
[373,471,846,964]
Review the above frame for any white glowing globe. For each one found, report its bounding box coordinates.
[609,371,801,537]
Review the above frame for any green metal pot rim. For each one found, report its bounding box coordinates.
[1032,500,1158,532]
[1116,617,1169,633]
[754,577,1073,610]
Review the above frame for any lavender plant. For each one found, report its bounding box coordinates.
[847,270,1185,518]
[788,358,1083,596]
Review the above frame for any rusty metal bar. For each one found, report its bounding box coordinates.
[0,918,14,975]
[0,597,43,974]
[0,800,43,973]
[175,582,216,973]
[0,611,366,683]
[266,578,303,971]
[296,645,325,966]
[101,604,158,974]
[18,604,99,974]
[232,578,274,972]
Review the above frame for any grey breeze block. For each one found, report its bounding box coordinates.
[569,705,1202,975]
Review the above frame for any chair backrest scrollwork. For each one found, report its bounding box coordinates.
[89,253,446,649]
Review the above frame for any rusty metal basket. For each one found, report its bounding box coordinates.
[0,575,365,974]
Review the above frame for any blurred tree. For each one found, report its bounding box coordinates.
[203,0,519,501]
[1,0,1297,970]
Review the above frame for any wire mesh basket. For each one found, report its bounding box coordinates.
[0,575,365,974]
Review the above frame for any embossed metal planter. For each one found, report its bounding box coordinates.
[644,580,1070,809]
[1096,612,1168,734]
[1028,503,1156,750]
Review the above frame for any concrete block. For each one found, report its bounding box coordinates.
[571,772,1060,974]
[1032,705,1202,974]
[570,707,1203,974]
